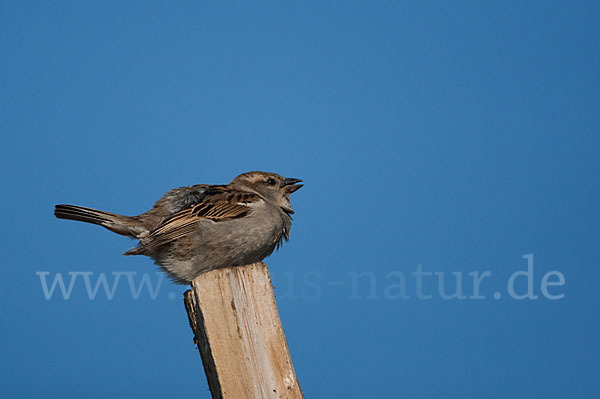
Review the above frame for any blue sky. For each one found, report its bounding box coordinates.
[1,1,599,398]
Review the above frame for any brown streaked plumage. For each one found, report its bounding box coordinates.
[54,171,303,283]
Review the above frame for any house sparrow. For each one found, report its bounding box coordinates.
[54,171,303,284]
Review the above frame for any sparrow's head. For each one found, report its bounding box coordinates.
[230,171,303,214]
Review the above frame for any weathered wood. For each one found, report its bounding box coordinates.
[184,262,303,399]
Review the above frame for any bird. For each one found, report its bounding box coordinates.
[54,171,303,284]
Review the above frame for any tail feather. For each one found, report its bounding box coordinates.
[54,204,139,237]
[123,247,144,256]
[54,204,110,223]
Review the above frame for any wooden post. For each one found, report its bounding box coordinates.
[184,262,303,399]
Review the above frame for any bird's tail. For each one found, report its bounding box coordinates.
[54,204,142,238]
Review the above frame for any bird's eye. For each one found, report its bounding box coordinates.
[266,178,276,186]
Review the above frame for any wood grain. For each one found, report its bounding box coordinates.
[184,262,303,399]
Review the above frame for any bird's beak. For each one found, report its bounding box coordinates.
[281,178,303,194]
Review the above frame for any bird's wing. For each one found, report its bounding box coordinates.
[149,184,214,214]
[141,186,260,250]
